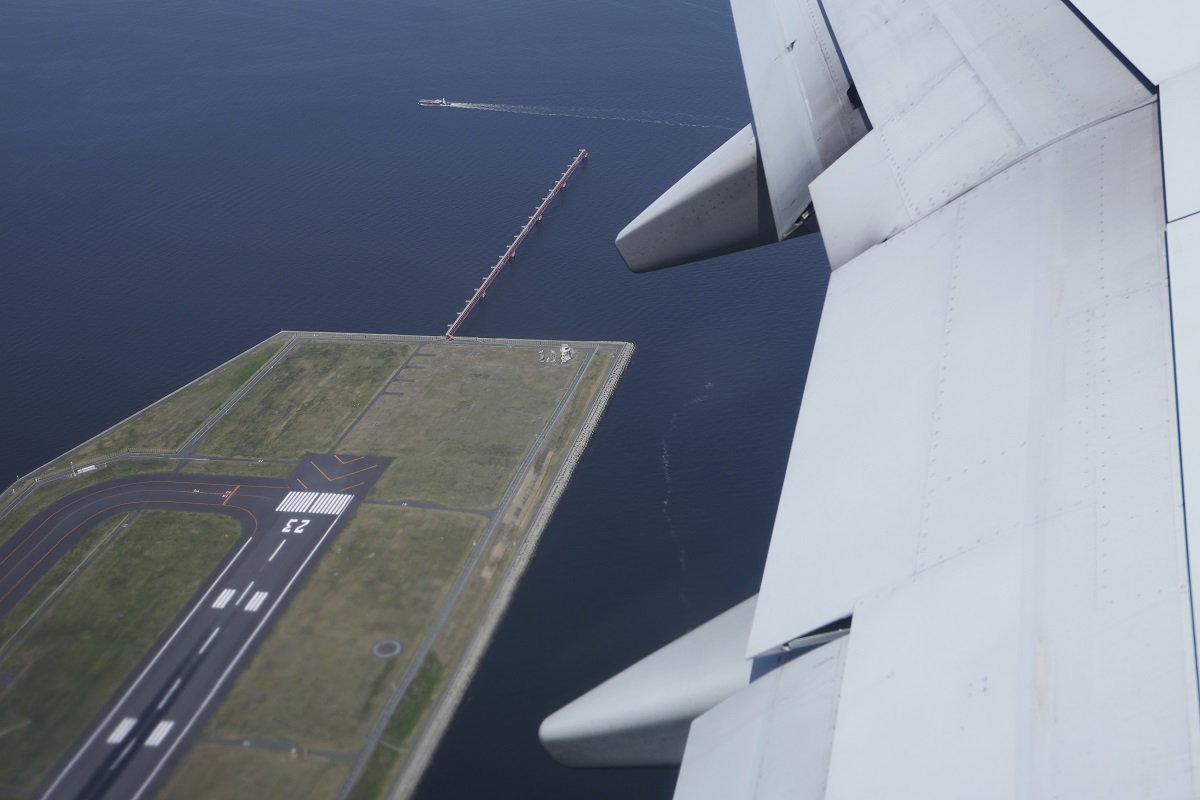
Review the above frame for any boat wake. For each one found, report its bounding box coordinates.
[444,101,740,131]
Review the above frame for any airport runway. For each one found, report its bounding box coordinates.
[0,473,289,623]
[7,454,388,799]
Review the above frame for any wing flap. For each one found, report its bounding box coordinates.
[812,0,1150,267]
[1161,66,1200,223]
[731,0,867,239]
[749,104,1178,655]
[1065,0,1200,85]
[672,638,848,800]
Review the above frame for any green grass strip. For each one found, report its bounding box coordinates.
[346,654,445,800]
[0,512,238,788]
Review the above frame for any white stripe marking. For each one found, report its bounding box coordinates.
[106,718,137,745]
[269,540,286,561]
[275,491,318,513]
[130,514,347,799]
[211,589,236,609]
[245,591,269,612]
[234,581,254,607]
[145,720,174,747]
[42,535,255,798]
[308,493,352,515]
[198,627,220,654]
[157,679,182,711]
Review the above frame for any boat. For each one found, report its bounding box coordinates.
[418,98,449,107]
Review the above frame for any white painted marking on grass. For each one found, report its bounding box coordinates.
[211,589,236,609]
[245,591,269,612]
[268,540,286,561]
[234,581,254,607]
[106,718,137,745]
[145,721,174,747]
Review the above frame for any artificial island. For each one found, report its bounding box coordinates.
[0,331,632,800]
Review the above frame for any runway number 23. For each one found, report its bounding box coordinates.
[282,519,310,533]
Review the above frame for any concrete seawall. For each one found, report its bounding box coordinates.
[388,341,635,800]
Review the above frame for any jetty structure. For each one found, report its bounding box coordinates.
[445,149,588,339]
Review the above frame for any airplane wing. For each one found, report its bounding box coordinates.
[543,0,1200,797]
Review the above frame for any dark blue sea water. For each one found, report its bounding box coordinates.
[0,0,830,796]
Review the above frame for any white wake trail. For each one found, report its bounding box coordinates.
[446,102,740,131]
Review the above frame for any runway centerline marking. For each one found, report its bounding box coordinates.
[40,535,255,798]
[198,628,220,654]
[131,511,350,800]
[157,679,182,711]
[268,541,286,562]
[234,582,254,607]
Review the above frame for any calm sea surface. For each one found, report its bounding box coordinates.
[0,0,830,796]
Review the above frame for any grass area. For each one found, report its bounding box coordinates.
[179,459,297,479]
[0,459,172,550]
[540,347,613,475]
[344,344,579,509]
[42,337,286,473]
[0,513,129,651]
[196,342,411,460]
[156,744,347,800]
[0,512,238,789]
[205,505,482,751]
[346,654,444,800]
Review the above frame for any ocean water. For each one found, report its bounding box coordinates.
[0,0,830,796]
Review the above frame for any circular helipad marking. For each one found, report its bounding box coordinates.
[372,640,403,659]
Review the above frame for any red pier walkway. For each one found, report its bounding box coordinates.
[445,148,588,339]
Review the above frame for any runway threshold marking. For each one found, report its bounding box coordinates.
[309,493,353,516]
[106,718,137,745]
[145,721,174,748]
[211,589,236,609]
[276,491,318,514]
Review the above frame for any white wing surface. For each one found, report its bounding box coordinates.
[544,1,1200,797]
